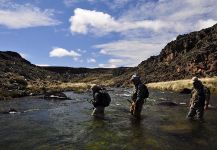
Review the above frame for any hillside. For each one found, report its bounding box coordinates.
[1,24,217,99]
[117,23,217,85]
[43,66,131,85]
[0,51,60,80]
[0,51,128,99]
[0,51,63,99]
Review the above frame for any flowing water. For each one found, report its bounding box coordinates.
[0,88,217,150]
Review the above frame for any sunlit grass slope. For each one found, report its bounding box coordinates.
[147,77,217,94]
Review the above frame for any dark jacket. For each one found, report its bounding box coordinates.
[92,90,111,107]
[132,82,149,102]
[190,86,205,107]
[204,86,210,106]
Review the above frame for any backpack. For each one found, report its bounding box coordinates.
[98,90,111,107]
[143,84,149,98]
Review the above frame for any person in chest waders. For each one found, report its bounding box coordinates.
[186,77,209,121]
[91,85,111,118]
[130,75,149,119]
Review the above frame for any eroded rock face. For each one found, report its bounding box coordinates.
[132,24,217,83]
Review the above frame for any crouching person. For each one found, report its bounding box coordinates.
[91,85,111,118]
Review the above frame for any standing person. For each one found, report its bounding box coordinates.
[186,77,206,120]
[130,74,149,119]
[91,85,111,118]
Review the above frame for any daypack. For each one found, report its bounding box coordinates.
[143,84,149,98]
[131,84,149,100]
[98,90,111,107]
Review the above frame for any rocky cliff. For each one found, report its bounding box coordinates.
[126,23,217,83]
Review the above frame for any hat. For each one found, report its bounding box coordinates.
[91,84,101,92]
[192,77,199,82]
[130,74,140,81]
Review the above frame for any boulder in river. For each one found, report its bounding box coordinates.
[1,108,19,114]
[179,88,192,94]
[44,91,70,100]
[156,101,178,106]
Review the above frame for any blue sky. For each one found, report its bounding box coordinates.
[0,0,216,68]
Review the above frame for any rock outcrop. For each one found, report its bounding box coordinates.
[118,24,217,84]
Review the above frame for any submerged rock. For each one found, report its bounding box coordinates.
[156,101,178,106]
[179,88,192,94]
[1,108,19,114]
[44,91,70,100]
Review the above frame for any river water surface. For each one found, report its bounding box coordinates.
[0,88,217,150]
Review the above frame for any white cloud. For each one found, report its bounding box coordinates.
[98,58,124,68]
[77,49,86,53]
[69,8,168,35]
[108,59,123,64]
[95,40,164,67]
[0,3,60,29]
[100,0,132,10]
[87,58,96,63]
[18,52,28,59]
[64,0,130,8]
[49,47,81,58]
[36,64,50,67]
[196,19,217,30]
[70,4,217,36]
[62,0,217,67]
[92,0,217,67]
[64,0,95,6]
[98,64,116,68]
[121,0,217,33]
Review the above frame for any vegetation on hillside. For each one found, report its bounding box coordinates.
[147,77,217,94]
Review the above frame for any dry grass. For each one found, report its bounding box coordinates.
[147,77,217,94]
[27,82,94,94]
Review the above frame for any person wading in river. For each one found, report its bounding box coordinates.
[187,77,209,121]
[130,74,149,119]
[91,85,111,118]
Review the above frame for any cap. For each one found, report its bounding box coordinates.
[192,77,199,82]
[91,84,101,92]
[130,74,140,81]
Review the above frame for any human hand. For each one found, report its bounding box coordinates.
[204,105,208,110]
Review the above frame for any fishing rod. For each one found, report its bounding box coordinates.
[86,98,94,104]
[127,99,133,104]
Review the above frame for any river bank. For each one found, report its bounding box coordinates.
[147,77,217,95]
[1,76,217,100]
[0,81,94,100]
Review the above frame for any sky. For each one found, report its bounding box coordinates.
[0,0,216,68]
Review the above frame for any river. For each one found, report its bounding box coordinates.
[0,88,217,150]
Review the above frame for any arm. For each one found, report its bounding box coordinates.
[136,84,145,102]
[92,93,101,107]
[204,87,211,110]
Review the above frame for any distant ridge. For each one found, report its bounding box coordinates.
[0,51,58,80]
